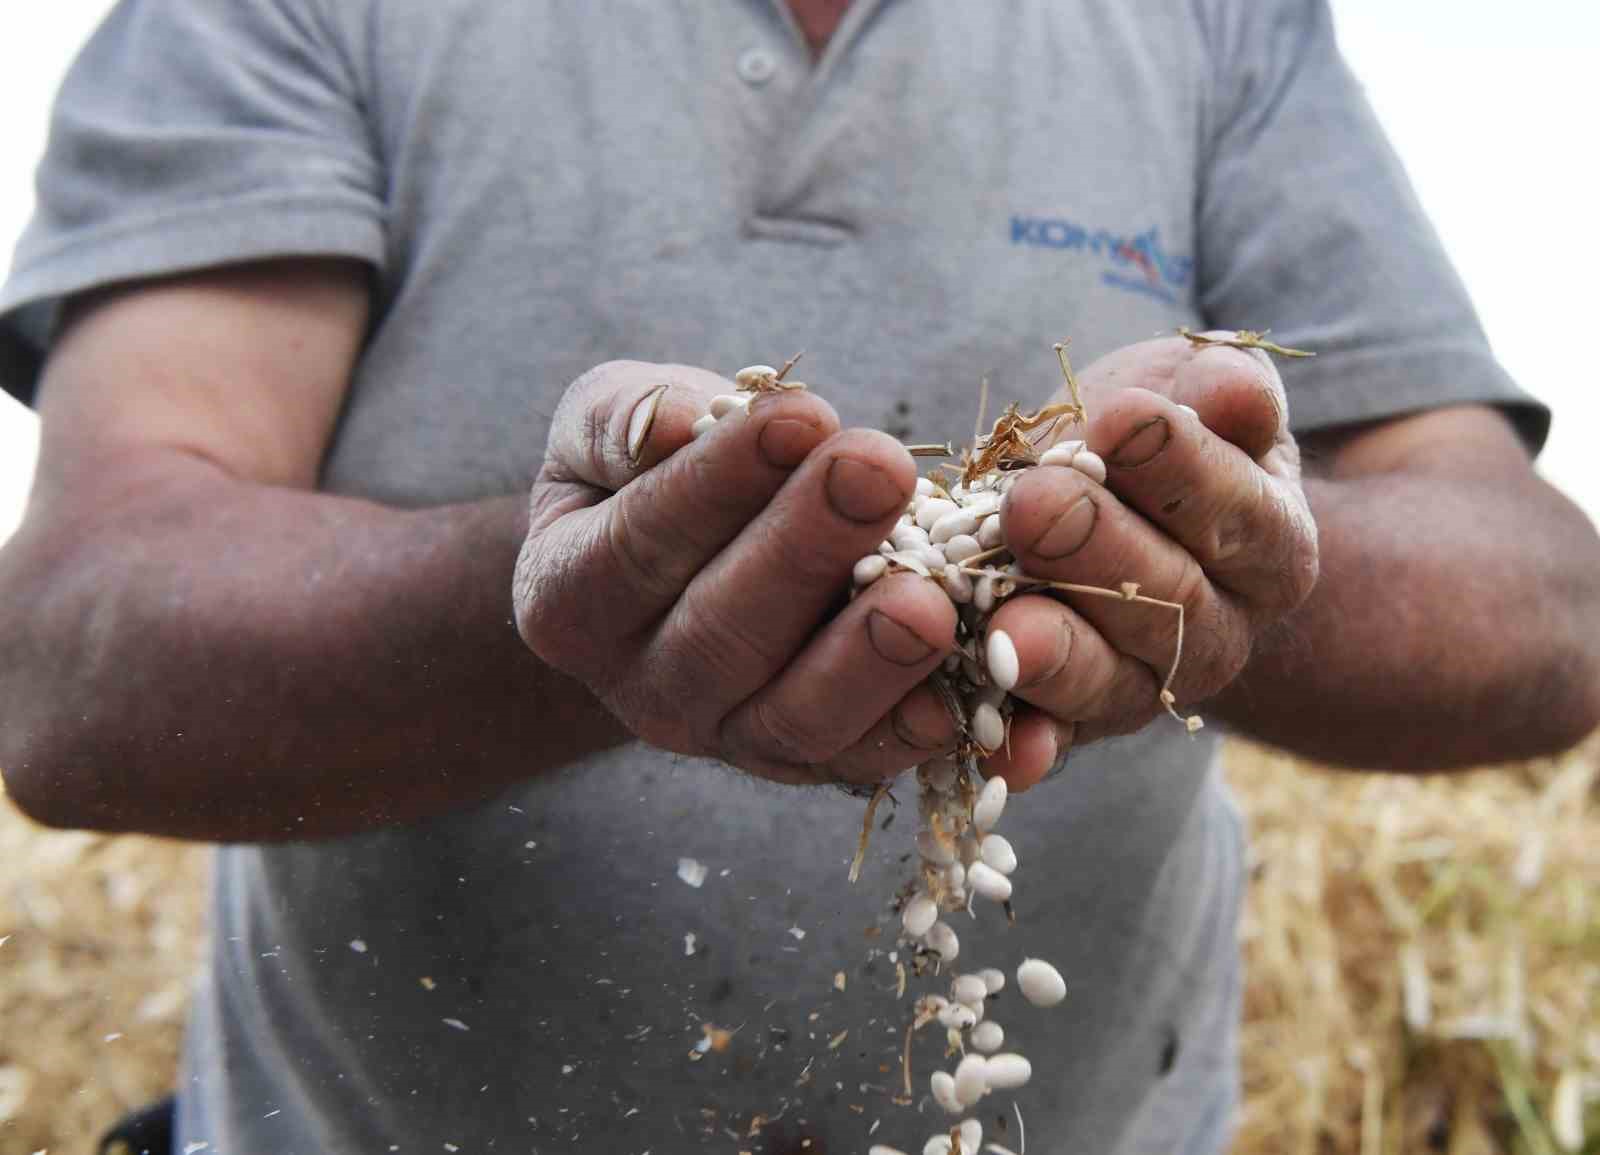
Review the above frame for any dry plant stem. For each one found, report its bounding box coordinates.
[956,566,1198,729]
[906,443,958,457]
[849,782,893,883]
[1176,326,1315,359]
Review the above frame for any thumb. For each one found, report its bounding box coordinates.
[543,360,732,492]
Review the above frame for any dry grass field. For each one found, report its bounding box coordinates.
[1,734,1596,1155]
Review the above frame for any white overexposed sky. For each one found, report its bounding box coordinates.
[1,1,1597,547]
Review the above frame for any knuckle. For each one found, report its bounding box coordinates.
[746,699,838,765]
[605,500,684,606]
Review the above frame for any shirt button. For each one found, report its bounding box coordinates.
[737,47,777,87]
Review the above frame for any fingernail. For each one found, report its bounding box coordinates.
[758,418,822,469]
[891,698,949,749]
[827,458,907,523]
[1108,417,1170,467]
[625,384,667,466]
[1021,617,1074,688]
[1029,494,1096,559]
[867,610,935,666]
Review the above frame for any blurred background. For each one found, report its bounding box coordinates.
[1,3,1596,1153]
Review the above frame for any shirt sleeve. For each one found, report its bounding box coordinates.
[1195,0,1549,451]
[0,0,385,406]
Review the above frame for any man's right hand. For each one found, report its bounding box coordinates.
[513,361,960,787]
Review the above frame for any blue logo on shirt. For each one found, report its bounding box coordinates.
[1010,215,1192,305]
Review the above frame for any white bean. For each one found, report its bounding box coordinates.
[973,776,1007,832]
[958,1118,983,1153]
[872,1147,911,1155]
[690,413,717,438]
[853,554,889,587]
[976,516,1004,550]
[972,575,996,612]
[963,492,1002,518]
[916,498,958,532]
[937,1001,977,1030]
[971,703,1005,752]
[921,1138,952,1155]
[985,629,1020,692]
[1037,439,1084,468]
[1072,449,1107,484]
[891,523,931,552]
[977,967,1006,994]
[902,893,938,938]
[969,1020,1004,1053]
[966,861,1012,902]
[916,545,949,571]
[709,392,751,418]
[944,861,965,891]
[953,1053,989,1106]
[940,565,974,604]
[925,921,960,962]
[915,476,935,497]
[984,1053,1033,1090]
[929,510,979,544]
[980,833,1017,875]
[942,534,982,564]
[951,974,988,1007]
[931,1070,963,1114]
[1017,957,1067,1007]
[887,551,932,578]
[733,364,777,387]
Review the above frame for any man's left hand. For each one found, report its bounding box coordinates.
[985,334,1320,788]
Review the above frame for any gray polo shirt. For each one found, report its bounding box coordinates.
[1,2,1541,1153]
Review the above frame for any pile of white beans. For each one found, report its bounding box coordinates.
[699,367,1110,1155]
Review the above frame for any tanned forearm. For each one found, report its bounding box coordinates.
[1213,467,1600,769]
[0,455,626,841]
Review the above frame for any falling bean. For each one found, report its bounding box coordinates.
[953,1053,990,1107]
[980,833,1017,875]
[1017,957,1067,1007]
[969,1020,1004,1053]
[931,1070,963,1114]
[984,1053,1033,1090]
[951,974,988,1007]
[966,861,1012,902]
